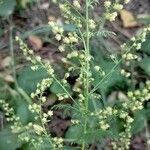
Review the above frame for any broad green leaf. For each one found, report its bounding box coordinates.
[85,129,114,143]
[92,61,125,93]
[141,34,150,54]
[139,57,150,75]
[131,110,146,134]
[17,66,49,94]
[65,124,113,144]
[0,0,16,17]
[88,99,102,112]
[50,82,71,94]
[65,125,83,144]
[16,101,31,124]
[21,143,35,150]
[22,137,54,150]
[137,15,150,25]
[0,127,21,150]
[22,24,76,39]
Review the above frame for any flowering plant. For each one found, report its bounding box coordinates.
[1,0,150,149]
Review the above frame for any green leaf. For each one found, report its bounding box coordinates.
[93,61,125,93]
[0,127,21,150]
[21,24,76,39]
[97,29,116,38]
[50,82,71,94]
[139,57,150,75]
[88,99,102,112]
[0,0,16,17]
[17,66,49,94]
[22,137,54,150]
[65,124,113,144]
[137,15,150,25]
[16,101,31,124]
[63,24,76,32]
[142,34,150,54]
[85,129,114,143]
[65,125,83,144]
[21,143,35,150]
[131,110,146,134]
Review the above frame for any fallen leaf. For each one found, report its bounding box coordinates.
[28,36,43,50]
[39,2,49,10]
[4,74,14,83]
[1,56,12,68]
[48,16,63,26]
[48,16,56,22]
[120,9,138,28]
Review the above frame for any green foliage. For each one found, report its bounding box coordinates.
[65,124,114,145]
[0,0,38,17]
[139,57,150,75]
[0,127,21,150]
[17,66,49,94]
[0,0,16,17]
[92,59,126,94]
[50,81,71,94]
[16,100,32,124]
[21,24,76,39]
[142,34,150,54]
[138,15,150,25]
[65,125,83,144]
[131,110,146,134]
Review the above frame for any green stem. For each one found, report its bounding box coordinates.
[9,21,32,104]
[82,0,90,149]
[39,97,56,150]
[9,25,17,87]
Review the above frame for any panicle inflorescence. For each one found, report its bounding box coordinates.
[0,100,22,128]
[10,1,150,150]
[121,26,150,78]
[104,0,131,21]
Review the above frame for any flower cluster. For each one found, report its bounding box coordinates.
[52,137,64,149]
[123,80,150,111]
[49,21,79,45]
[112,80,150,149]
[121,26,150,78]
[59,2,82,27]
[31,78,53,99]
[104,0,131,21]
[12,1,150,150]
[91,107,118,130]
[16,36,55,77]
[71,119,80,125]
[0,100,22,131]
[112,110,134,150]
[120,69,131,78]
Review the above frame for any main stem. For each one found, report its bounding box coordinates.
[82,0,90,149]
